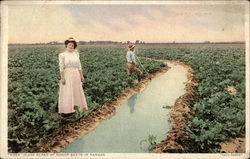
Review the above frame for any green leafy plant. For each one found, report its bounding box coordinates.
[140,135,157,152]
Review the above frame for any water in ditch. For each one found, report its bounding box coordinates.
[61,62,187,153]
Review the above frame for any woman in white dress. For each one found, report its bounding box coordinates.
[58,37,88,114]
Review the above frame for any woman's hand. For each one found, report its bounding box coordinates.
[81,76,84,83]
[61,78,66,85]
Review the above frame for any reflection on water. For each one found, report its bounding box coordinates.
[127,94,138,113]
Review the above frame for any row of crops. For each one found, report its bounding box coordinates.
[138,46,245,152]
[8,46,163,152]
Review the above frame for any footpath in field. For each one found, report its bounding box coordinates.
[61,62,187,153]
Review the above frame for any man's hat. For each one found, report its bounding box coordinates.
[128,44,135,50]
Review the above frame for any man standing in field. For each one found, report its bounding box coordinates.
[126,44,142,82]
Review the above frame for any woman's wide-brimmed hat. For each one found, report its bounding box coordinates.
[65,37,77,48]
[128,44,135,50]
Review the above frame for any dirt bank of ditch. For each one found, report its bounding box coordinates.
[32,60,170,153]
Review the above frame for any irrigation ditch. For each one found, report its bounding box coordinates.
[31,58,195,153]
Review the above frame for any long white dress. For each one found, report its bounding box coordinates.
[58,51,88,114]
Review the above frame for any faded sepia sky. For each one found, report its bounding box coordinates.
[8,4,245,43]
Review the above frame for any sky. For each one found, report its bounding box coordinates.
[8,3,245,43]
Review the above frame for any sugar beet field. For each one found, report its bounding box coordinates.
[8,44,245,153]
